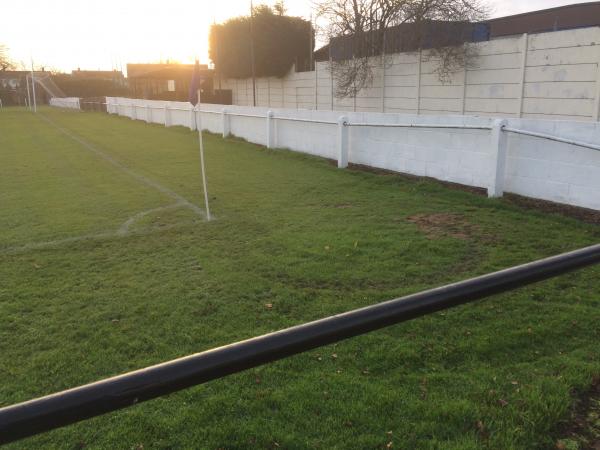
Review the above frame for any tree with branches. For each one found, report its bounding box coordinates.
[209,5,313,79]
[315,0,489,98]
[0,44,15,71]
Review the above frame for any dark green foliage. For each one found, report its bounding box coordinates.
[209,5,313,78]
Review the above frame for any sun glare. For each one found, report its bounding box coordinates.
[3,0,310,73]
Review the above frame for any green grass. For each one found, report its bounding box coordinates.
[1,106,599,449]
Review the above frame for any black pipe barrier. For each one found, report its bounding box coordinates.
[1,244,600,444]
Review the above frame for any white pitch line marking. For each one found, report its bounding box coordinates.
[37,113,207,218]
[1,203,191,255]
[117,202,185,236]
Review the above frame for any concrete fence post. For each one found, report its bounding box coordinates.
[517,33,529,118]
[337,116,349,168]
[488,119,509,198]
[189,106,196,131]
[594,43,600,121]
[416,49,422,115]
[222,109,230,138]
[164,103,170,127]
[266,110,275,148]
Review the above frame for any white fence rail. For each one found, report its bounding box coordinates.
[56,97,599,212]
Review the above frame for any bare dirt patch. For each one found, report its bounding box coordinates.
[555,377,600,450]
[406,213,480,240]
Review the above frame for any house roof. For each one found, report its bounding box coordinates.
[0,71,47,79]
[488,1,600,37]
[314,2,600,60]
[71,70,124,79]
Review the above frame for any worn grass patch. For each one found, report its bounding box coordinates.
[406,213,482,241]
[0,107,599,449]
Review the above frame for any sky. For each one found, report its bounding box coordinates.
[1,0,592,74]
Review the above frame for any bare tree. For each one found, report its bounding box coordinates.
[0,44,15,71]
[273,0,286,16]
[314,0,488,98]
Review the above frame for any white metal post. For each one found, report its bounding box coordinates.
[164,103,170,127]
[337,116,349,168]
[266,110,274,148]
[196,89,211,221]
[131,103,136,120]
[489,119,508,198]
[146,104,151,123]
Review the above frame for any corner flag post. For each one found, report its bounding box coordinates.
[196,88,211,221]
[189,60,211,221]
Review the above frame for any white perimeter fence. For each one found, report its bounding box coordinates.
[49,97,80,109]
[58,97,600,212]
[220,27,600,122]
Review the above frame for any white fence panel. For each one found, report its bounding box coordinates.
[49,98,80,109]
[218,27,600,122]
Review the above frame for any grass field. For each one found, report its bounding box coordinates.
[1,107,599,449]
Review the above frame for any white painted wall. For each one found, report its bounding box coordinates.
[218,27,600,122]
[103,97,600,212]
[49,97,80,109]
[503,119,600,209]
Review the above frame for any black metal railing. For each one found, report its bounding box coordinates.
[1,244,599,445]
